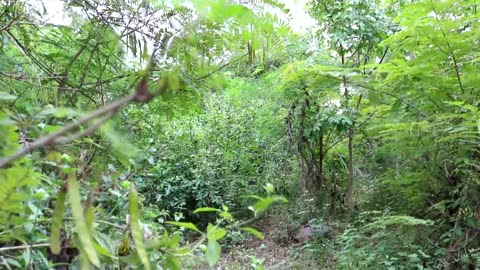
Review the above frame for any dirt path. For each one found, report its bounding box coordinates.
[217,218,307,270]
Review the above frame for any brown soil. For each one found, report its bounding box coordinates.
[216,217,320,270]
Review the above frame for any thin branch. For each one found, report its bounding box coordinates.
[315,72,428,117]
[367,46,389,75]
[0,243,50,252]
[55,111,114,145]
[5,29,98,105]
[324,110,377,154]
[193,52,249,81]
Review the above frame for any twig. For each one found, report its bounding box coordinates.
[0,256,12,270]
[63,217,125,230]
[193,52,249,81]
[0,243,50,253]
[55,111,114,145]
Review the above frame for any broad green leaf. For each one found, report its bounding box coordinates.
[240,227,264,240]
[129,186,151,270]
[49,184,67,255]
[68,175,100,267]
[166,221,201,233]
[207,223,227,240]
[193,207,219,213]
[206,239,221,267]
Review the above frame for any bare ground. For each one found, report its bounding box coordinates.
[217,217,326,270]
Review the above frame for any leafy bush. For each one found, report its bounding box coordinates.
[335,211,439,269]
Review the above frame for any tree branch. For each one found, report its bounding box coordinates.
[0,71,168,168]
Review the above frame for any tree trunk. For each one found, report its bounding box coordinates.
[347,128,354,218]
[317,134,324,192]
[329,177,337,223]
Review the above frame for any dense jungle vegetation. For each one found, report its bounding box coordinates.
[0,0,479,269]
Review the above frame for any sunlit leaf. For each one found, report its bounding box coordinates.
[193,207,219,213]
[207,223,227,240]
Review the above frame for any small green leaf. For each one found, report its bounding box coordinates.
[68,175,100,267]
[264,183,274,194]
[166,221,201,233]
[193,207,219,213]
[50,184,67,255]
[206,239,221,267]
[240,227,264,240]
[129,186,151,270]
[120,181,131,188]
[219,211,233,221]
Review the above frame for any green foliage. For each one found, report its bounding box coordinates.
[128,77,294,219]
[1,0,480,269]
[335,212,437,269]
[0,0,293,268]
[309,0,396,55]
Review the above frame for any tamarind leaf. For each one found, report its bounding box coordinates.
[49,184,67,255]
[128,185,151,270]
[68,174,100,267]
